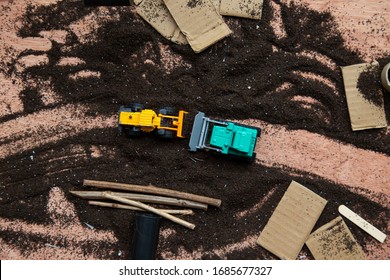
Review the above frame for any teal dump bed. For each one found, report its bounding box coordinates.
[210,122,258,157]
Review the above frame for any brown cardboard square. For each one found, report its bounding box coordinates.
[163,0,232,53]
[220,0,263,19]
[256,180,327,260]
[135,0,188,45]
[306,216,366,260]
[341,62,387,131]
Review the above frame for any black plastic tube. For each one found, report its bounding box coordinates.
[381,63,390,93]
[130,213,162,260]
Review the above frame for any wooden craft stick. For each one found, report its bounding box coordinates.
[83,179,221,207]
[70,190,208,210]
[88,200,194,215]
[339,205,386,243]
[102,192,196,230]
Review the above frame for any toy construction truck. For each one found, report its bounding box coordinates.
[118,103,187,139]
[189,112,261,162]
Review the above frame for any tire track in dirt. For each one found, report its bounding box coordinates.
[0,104,116,159]
[243,119,390,195]
[1,32,52,52]
[0,148,88,192]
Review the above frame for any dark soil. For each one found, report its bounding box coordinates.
[357,62,386,107]
[0,0,389,260]
[187,0,203,9]
[19,88,44,113]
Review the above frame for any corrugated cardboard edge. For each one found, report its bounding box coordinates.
[220,0,263,19]
[163,0,232,53]
[305,216,366,260]
[340,61,387,131]
[212,0,221,12]
[189,24,232,53]
[135,0,188,45]
[256,180,327,260]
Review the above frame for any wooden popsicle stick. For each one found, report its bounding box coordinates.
[338,205,386,243]
[102,192,195,230]
[88,200,194,215]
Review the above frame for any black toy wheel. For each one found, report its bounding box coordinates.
[118,124,124,134]
[255,128,262,137]
[250,152,257,163]
[119,105,132,113]
[129,103,144,112]
[240,153,257,163]
[156,129,175,139]
[159,107,178,116]
[124,126,142,137]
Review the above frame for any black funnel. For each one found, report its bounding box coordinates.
[130,213,162,260]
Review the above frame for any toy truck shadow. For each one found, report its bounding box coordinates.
[189,112,261,163]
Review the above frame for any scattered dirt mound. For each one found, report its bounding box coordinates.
[357,61,388,107]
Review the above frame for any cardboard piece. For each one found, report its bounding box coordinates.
[341,62,387,131]
[135,0,188,45]
[339,205,386,243]
[256,181,327,260]
[306,216,366,260]
[212,0,221,12]
[163,0,232,53]
[220,0,264,19]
